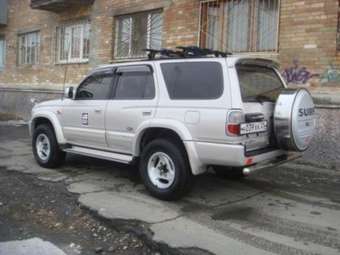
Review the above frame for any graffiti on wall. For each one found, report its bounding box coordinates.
[319,63,340,84]
[282,59,318,84]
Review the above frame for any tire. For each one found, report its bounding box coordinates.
[213,166,246,179]
[32,124,66,168]
[139,139,193,201]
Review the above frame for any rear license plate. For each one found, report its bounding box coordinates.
[240,121,268,135]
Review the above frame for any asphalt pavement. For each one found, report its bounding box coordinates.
[1,124,340,255]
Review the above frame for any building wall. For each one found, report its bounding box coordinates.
[279,0,339,86]
[0,0,340,120]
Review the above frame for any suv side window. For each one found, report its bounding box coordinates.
[114,65,155,100]
[161,62,223,100]
[76,71,113,100]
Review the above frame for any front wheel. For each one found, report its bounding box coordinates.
[139,139,193,201]
[32,124,66,168]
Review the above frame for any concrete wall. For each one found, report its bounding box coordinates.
[0,87,61,120]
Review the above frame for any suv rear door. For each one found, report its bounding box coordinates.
[230,59,285,152]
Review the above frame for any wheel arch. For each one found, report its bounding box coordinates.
[31,112,66,144]
[133,120,206,175]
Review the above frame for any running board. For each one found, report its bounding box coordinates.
[64,146,133,164]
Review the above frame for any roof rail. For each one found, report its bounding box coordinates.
[144,46,231,60]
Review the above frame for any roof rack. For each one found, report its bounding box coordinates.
[144,46,231,60]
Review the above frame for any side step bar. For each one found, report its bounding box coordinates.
[64,146,133,164]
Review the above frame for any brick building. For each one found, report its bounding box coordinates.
[0,0,340,119]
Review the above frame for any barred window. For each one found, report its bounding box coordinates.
[56,21,90,64]
[18,31,40,65]
[115,10,163,59]
[200,0,279,53]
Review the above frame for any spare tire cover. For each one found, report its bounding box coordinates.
[274,88,316,152]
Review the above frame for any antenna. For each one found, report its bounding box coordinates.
[61,31,71,101]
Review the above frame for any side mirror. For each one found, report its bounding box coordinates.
[64,87,74,99]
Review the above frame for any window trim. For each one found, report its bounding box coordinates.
[56,20,91,64]
[198,0,281,54]
[114,9,163,60]
[17,30,40,66]
[112,64,156,100]
[75,69,115,101]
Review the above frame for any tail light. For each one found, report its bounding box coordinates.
[226,110,245,136]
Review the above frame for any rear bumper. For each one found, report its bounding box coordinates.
[184,141,300,175]
[243,153,301,175]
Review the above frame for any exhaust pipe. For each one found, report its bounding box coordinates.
[242,167,251,176]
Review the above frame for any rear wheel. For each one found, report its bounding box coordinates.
[32,124,66,168]
[213,166,246,179]
[139,139,193,201]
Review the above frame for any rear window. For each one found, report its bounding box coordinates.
[236,64,284,102]
[161,62,223,100]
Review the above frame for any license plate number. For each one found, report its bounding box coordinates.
[240,121,268,135]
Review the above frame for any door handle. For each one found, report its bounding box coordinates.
[142,111,152,116]
[94,109,102,113]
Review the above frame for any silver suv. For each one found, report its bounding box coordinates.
[29,48,316,200]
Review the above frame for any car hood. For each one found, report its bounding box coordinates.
[34,99,64,109]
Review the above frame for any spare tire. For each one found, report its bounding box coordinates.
[274,88,316,152]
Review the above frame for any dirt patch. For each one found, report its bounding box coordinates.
[0,168,187,255]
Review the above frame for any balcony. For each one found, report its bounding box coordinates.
[30,0,94,13]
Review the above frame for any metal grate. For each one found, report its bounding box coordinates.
[18,31,40,65]
[200,0,279,53]
[115,10,163,59]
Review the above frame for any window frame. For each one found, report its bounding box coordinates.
[56,20,91,64]
[114,9,163,60]
[112,64,156,100]
[75,69,115,101]
[160,61,224,100]
[17,30,40,66]
[236,64,284,102]
[198,0,280,54]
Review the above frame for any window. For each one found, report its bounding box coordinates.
[18,31,40,65]
[57,21,90,63]
[236,64,283,102]
[337,0,340,51]
[0,36,5,69]
[115,66,155,100]
[200,0,279,53]
[115,10,163,59]
[161,62,223,100]
[76,71,113,100]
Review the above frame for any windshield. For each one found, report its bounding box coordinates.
[236,64,284,102]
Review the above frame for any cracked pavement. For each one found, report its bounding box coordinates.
[1,124,340,255]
